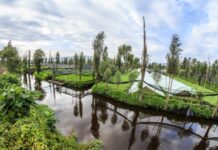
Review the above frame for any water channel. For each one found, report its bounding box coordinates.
[22,74,218,150]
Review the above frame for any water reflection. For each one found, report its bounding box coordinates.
[21,75,218,150]
[91,96,100,139]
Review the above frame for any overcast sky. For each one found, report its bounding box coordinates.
[0,0,217,62]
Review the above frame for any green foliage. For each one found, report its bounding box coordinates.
[0,74,102,149]
[166,34,182,76]
[33,49,45,72]
[0,74,20,89]
[0,41,21,73]
[99,60,110,77]
[103,68,112,82]
[34,70,53,80]
[0,105,81,149]
[79,52,86,82]
[0,85,36,122]
[129,71,138,83]
[93,31,106,80]
[114,70,121,84]
[79,140,103,150]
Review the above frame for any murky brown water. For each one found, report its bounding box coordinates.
[22,74,218,150]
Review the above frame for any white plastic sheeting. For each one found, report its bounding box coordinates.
[128,69,195,96]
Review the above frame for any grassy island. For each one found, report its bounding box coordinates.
[92,71,217,120]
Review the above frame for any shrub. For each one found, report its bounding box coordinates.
[0,85,36,122]
[0,74,20,89]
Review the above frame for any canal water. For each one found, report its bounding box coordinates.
[22,74,218,150]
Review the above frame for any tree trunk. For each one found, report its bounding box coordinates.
[165,75,173,109]
[139,16,147,100]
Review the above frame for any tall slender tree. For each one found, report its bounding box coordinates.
[33,49,45,72]
[139,16,148,100]
[74,53,79,74]
[102,46,108,61]
[55,52,60,64]
[79,52,85,82]
[93,31,105,81]
[0,40,20,73]
[28,50,31,68]
[165,34,182,105]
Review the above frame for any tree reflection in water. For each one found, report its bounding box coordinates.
[28,74,32,90]
[141,128,149,141]
[147,116,163,150]
[90,96,100,139]
[128,111,139,150]
[28,79,218,150]
[23,74,28,87]
[79,91,83,118]
[74,99,79,117]
[35,78,46,100]
[111,106,117,125]
[97,100,108,124]
[178,122,193,139]
[194,124,212,150]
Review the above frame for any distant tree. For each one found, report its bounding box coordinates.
[133,57,140,68]
[114,70,121,89]
[28,50,31,68]
[93,31,105,81]
[69,58,74,65]
[116,54,122,71]
[55,52,60,64]
[127,54,134,69]
[63,57,68,64]
[74,53,79,74]
[0,41,20,73]
[118,44,132,61]
[166,34,182,104]
[33,49,45,72]
[129,71,137,83]
[117,44,132,72]
[99,60,110,77]
[79,52,85,82]
[104,68,112,87]
[152,64,162,85]
[22,55,28,73]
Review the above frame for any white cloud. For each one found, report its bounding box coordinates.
[0,0,193,62]
[183,0,218,61]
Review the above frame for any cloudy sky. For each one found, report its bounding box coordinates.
[0,0,217,62]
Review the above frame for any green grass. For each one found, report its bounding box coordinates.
[34,70,53,80]
[175,77,218,106]
[54,74,95,89]
[111,70,139,82]
[55,74,94,82]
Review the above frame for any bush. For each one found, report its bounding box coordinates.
[0,73,103,149]
[0,74,20,89]
[0,85,36,122]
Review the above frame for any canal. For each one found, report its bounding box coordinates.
[22,74,218,150]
